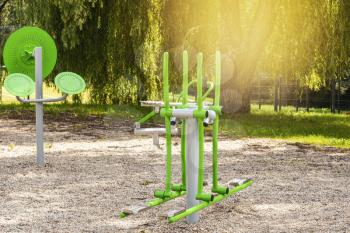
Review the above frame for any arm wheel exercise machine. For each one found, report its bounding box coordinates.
[120,51,252,223]
[2,27,86,166]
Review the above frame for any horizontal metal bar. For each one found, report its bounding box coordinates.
[171,108,196,118]
[140,100,212,108]
[16,94,68,103]
[134,127,178,135]
[168,180,253,223]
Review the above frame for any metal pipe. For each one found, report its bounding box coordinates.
[181,50,188,190]
[202,81,214,100]
[212,51,221,189]
[196,53,206,198]
[137,110,156,124]
[214,51,221,106]
[163,52,170,109]
[163,52,172,194]
[16,94,68,103]
[34,47,44,166]
[186,118,200,223]
[147,191,185,207]
[168,180,253,223]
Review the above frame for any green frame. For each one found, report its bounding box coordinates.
[120,50,253,223]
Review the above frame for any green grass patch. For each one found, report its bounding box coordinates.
[221,105,350,148]
[1,103,349,148]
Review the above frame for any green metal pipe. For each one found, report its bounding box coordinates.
[197,53,203,111]
[180,50,188,189]
[195,53,210,202]
[176,79,197,103]
[212,114,219,189]
[148,191,186,207]
[119,191,186,218]
[182,51,189,105]
[212,51,221,190]
[163,52,170,108]
[138,110,156,124]
[163,52,172,193]
[214,51,221,106]
[202,81,214,100]
[168,180,253,223]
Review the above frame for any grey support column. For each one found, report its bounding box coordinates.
[34,47,44,166]
[186,118,200,223]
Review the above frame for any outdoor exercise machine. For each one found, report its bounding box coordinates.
[2,27,86,166]
[120,51,252,223]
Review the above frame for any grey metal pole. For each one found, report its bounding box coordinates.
[34,47,44,166]
[186,118,200,223]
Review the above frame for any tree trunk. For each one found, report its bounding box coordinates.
[220,0,277,113]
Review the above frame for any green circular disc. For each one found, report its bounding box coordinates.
[4,73,35,97]
[3,26,57,80]
[54,72,86,94]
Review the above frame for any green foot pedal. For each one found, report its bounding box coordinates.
[4,73,35,97]
[54,72,86,94]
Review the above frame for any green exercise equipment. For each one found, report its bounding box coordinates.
[3,26,57,80]
[55,72,86,95]
[120,51,252,223]
[2,26,86,166]
[4,73,35,97]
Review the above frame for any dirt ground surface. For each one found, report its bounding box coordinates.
[0,112,349,233]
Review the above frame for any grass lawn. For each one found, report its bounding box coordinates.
[0,103,349,148]
[221,105,350,148]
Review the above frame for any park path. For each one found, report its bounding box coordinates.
[0,116,349,232]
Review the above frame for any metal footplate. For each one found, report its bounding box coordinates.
[227,178,251,189]
[134,127,178,147]
[166,209,186,218]
[121,204,151,215]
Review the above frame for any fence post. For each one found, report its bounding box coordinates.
[258,74,261,109]
[331,78,336,113]
[305,87,309,112]
[278,76,282,111]
[337,79,341,113]
[274,78,278,112]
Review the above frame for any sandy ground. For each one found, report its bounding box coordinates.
[0,112,349,233]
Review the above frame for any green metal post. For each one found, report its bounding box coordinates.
[163,52,172,195]
[195,53,213,202]
[181,51,188,190]
[214,51,221,106]
[211,51,227,194]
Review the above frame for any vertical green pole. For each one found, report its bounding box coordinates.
[181,51,188,189]
[163,52,172,193]
[212,51,221,189]
[163,52,170,108]
[214,51,221,106]
[196,53,204,195]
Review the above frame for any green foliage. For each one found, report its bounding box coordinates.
[260,0,350,90]
[2,0,164,104]
[1,0,350,108]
